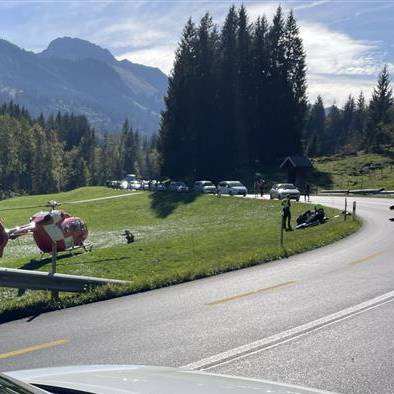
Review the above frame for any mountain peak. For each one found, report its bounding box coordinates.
[39,37,115,63]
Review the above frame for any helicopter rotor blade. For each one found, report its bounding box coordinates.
[0,204,47,212]
[61,192,142,206]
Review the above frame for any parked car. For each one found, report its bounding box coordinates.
[141,180,150,190]
[125,173,137,182]
[128,180,142,190]
[269,183,300,201]
[193,180,217,194]
[217,181,248,196]
[169,181,189,192]
[150,181,167,191]
[120,180,129,189]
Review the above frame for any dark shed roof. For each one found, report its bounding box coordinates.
[280,156,312,169]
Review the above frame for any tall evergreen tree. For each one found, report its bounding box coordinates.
[341,95,356,150]
[194,13,220,179]
[235,5,252,173]
[353,91,368,149]
[283,10,307,155]
[267,6,287,158]
[159,18,198,178]
[217,5,239,177]
[367,65,393,148]
[250,16,270,166]
[305,96,325,156]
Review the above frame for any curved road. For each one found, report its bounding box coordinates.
[0,195,393,393]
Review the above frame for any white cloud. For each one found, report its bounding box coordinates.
[299,22,381,75]
[94,19,172,49]
[117,45,176,75]
[307,74,376,106]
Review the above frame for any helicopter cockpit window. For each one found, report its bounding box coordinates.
[69,221,82,232]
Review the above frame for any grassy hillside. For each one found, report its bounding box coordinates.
[311,150,394,190]
[0,187,360,322]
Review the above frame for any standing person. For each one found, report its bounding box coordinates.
[304,183,311,202]
[254,179,261,198]
[259,179,265,197]
[281,195,292,231]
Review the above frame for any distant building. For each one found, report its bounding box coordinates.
[280,156,312,188]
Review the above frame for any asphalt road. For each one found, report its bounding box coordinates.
[0,195,393,394]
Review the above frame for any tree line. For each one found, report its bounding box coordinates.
[0,103,159,198]
[159,5,307,181]
[304,65,394,156]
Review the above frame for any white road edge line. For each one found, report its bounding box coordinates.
[182,290,394,371]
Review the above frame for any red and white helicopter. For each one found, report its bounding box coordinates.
[0,201,91,258]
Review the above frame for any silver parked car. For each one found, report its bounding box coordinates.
[150,181,167,191]
[217,181,248,196]
[3,365,335,393]
[193,180,217,194]
[168,181,189,192]
[269,183,300,201]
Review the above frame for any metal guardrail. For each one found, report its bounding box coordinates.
[320,188,385,195]
[0,267,128,292]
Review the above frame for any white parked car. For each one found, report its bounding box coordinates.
[269,183,300,201]
[141,180,150,190]
[120,180,129,189]
[217,181,248,196]
[128,180,142,190]
[193,180,217,194]
[168,181,189,192]
[3,365,334,393]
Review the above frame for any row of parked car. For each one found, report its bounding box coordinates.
[107,178,302,200]
[107,179,250,196]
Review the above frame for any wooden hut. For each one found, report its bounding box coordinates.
[280,156,312,188]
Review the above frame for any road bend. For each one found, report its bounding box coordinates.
[0,195,393,393]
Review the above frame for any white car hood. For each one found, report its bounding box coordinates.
[230,186,246,190]
[5,365,337,394]
[279,188,299,194]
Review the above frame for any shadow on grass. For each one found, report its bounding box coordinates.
[378,148,394,162]
[57,256,130,266]
[309,169,334,189]
[18,252,81,271]
[149,191,198,218]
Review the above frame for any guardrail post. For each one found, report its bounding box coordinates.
[280,213,284,247]
[344,197,348,221]
[352,201,357,219]
[51,242,59,300]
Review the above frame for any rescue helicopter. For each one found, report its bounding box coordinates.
[0,200,91,258]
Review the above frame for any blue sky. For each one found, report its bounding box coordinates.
[0,0,393,106]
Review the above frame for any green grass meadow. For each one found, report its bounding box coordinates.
[311,150,394,190]
[0,187,360,322]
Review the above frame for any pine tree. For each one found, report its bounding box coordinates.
[367,65,393,149]
[341,95,356,151]
[353,91,368,149]
[305,96,325,156]
[193,13,220,179]
[250,16,270,166]
[234,5,252,174]
[217,5,239,177]
[159,18,198,179]
[325,104,342,154]
[267,6,287,158]
[283,10,307,155]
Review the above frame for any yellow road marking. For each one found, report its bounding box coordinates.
[0,339,68,360]
[207,281,296,306]
[350,251,385,266]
